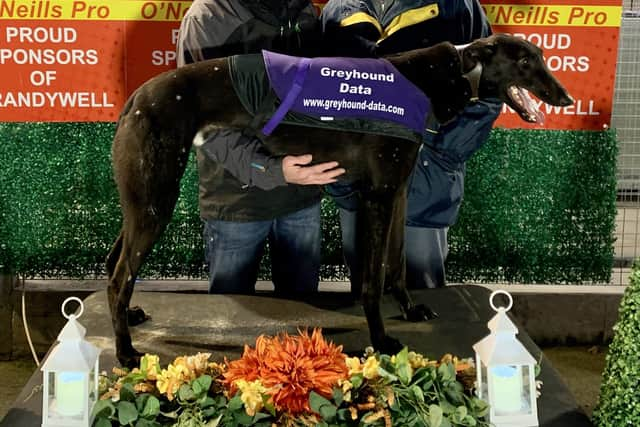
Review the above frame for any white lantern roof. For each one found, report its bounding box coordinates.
[473,291,536,366]
[40,298,101,372]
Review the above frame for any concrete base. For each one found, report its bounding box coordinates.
[0,285,592,427]
[2,279,625,360]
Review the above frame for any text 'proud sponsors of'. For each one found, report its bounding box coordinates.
[482,1,622,130]
[0,24,115,120]
[0,0,192,121]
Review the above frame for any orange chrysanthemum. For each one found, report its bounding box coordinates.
[223,329,349,415]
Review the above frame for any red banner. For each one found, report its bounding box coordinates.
[484,0,622,130]
[0,0,622,130]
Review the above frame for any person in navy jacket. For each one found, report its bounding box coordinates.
[321,0,502,290]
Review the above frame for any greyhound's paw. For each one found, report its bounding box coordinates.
[118,349,144,369]
[377,335,404,355]
[404,304,439,322]
[127,306,151,326]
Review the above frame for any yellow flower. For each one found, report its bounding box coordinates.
[338,379,353,402]
[156,363,191,401]
[363,356,380,379]
[140,354,161,381]
[208,361,226,374]
[345,357,363,376]
[235,379,267,416]
[171,352,213,381]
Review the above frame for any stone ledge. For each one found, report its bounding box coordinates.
[4,280,625,359]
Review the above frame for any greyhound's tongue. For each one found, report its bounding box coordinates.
[517,87,545,124]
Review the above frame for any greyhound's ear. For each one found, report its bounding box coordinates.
[462,41,496,70]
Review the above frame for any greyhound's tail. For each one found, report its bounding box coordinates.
[116,90,138,129]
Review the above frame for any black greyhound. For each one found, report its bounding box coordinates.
[107,34,573,367]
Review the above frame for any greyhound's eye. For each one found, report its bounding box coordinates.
[518,57,530,67]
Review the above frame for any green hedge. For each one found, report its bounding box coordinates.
[592,260,640,425]
[449,129,618,283]
[0,123,617,282]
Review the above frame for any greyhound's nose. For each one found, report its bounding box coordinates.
[560,93,574,106]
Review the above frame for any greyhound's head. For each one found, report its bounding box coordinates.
[461,33,573,124]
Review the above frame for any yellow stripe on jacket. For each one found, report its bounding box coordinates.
[339,4,440,44]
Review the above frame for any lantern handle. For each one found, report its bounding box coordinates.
[61,296,84,319]
[489,290,513,312]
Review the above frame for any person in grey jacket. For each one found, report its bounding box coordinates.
[176,0,343,296]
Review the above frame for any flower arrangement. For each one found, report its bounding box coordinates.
[93,329,491,426]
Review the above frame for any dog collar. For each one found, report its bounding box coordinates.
[462,62,482,102]
[455,44,482,102]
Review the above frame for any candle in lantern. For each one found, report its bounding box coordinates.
[56,371,85,416]
[491,365,522,413]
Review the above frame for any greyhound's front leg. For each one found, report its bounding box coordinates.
[359,198,404,354]
[385,188,438,321]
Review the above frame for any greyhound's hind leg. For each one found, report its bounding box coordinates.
[108,216,166,368]
[360,198,404,355]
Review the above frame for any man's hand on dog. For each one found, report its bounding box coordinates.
[283,154,345,185]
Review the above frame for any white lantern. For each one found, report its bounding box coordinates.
[41,297,101,427]
[472,290,539,427]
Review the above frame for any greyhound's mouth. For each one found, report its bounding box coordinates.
[508,86,545,124]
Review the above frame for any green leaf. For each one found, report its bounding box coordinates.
[234,410,254,425]
[205,415,223,427]
[117,400,139,425]
[140,395,160,418]
[428,404,443,427]
[394,347,413,385]
[192,375,212,397]
[319,404,337,421]
[410,384,425,403]
[336,408,351,421]
[135,394,149,412]
[421,380,434,392]
[437,363,455,383]
[309,391,333,413]
[439,399,457,415]
[263,397,276,417]
[200,396,216,409]
[178,384,196,401]
[350,374,363,389]
[378,366,399,382]
[227,395,243,411]
[159,409,179,419]
[122,372,147,385]
[135,419,160,427]
[119,383,137,402]
[253,412,271,422]
[332,387,344,407]
[92,399,116,419]
[94,417,113,427]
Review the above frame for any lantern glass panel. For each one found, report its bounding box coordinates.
[520,365,534,415]
[46,371,56,410]
[480,362,489,399]
[54,371,86,419]
[89,366,98,405]
[490,364,535,417]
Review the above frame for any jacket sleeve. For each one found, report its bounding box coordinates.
[175,1,297,190]
[320,0,380,57]
[460,0,493,42]
[195,129,287,191]
[424,98,502,164]
[176,12,231,66]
